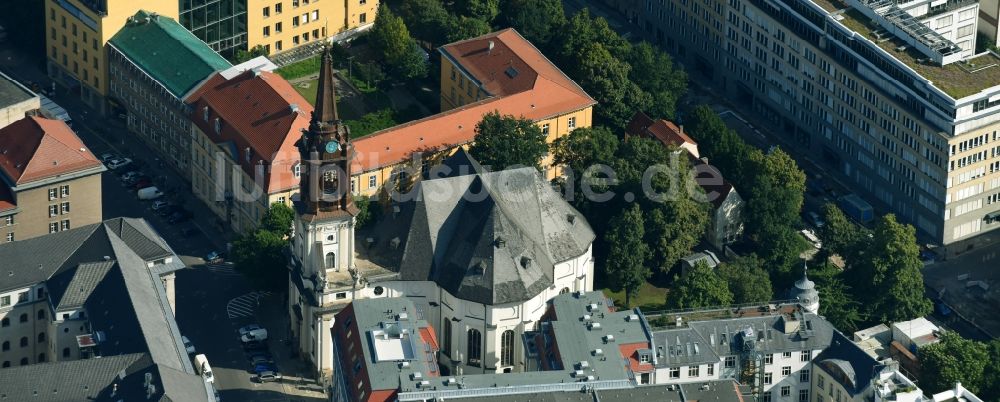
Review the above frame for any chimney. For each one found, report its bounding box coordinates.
[290,103,300,114]
[488,40,495,55]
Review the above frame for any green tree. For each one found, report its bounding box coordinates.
[260,202,295,237]
[920,332,989,394]
[667,261,733,309]
[497,0,567,47]
[469,112,548,170]
[604,204,651,306]
[231,230,288,290]
[685,106,754,183]
[852,214,933,323]
[810,264,865,333]
[233,44,269,63]
[575,42,652,128]
[820,203,866,259]
[345,109,397,137]
[551,126,619,175]
[354,196,380,229]
[758,224,804,282]
[556,9,630,64]
[745,148,806,241]
[628,43,688,120]
[455,0,500,22]
[717,255,773,304]
[370,6,427,80]
[982,340,1000,397]
[397,0,452,46]
[445,15,492,43]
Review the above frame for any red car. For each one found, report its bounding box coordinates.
[133,179,153,190]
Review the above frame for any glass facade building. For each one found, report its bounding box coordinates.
[179,0,248,56]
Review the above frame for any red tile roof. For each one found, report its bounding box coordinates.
[351,29,595,173]
[186,70,312,194]
[626,111,697,150]
[0,116,102,186]
[618,342,654,374]
[0,183,14,212]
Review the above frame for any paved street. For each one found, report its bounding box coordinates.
[0,42,324,401]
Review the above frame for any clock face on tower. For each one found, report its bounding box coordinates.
[325,141,340,154]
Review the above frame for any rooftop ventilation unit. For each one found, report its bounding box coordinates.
[593,349,603,356]
[446,378,457,385]
[418,380,430,388]
[573,370,584,377]
[411,372,422,380]
[627,314,640,322]
[588,322,602,330]
[603,335,615,343]
[587,303,598,312]
[582,314,591,321]
[397,312,409,321]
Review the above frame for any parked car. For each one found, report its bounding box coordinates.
[806,211,825,229]
[254,370,280,383]
[206,251,224,263]
[152,201,172,211]
[99,153,118,163]
[168,210,193,223]
[241,328,268,343]
[194,354,214,383]
[181,336,196,355]
[120,170,143,181]
[239,324,264,337]
[137,187,164,200]
[107,158,132,170]
[253,362,278,374]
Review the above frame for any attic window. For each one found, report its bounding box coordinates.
[214,118,221,134]
[504,67,519,78]
[202,106,209,122]
[244,147,252,163]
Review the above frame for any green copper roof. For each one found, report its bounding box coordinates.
[110,10,231,98]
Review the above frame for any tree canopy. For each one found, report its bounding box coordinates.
[232,229,288,291]
[667,261,733,309]
[849,214,932,323]
[497,0,567,47]
[370,6,427,80]
[259,202,295,237]
[920,332,990,395]
[469,112,548,170]
[604,204,652,306]
[627,43,688,120]
[717,255,773,305]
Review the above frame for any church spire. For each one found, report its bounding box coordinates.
[313,46,339,126]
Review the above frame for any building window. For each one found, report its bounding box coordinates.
[311,10,318,21]
[276,41,283,51]
[49,223,59,233]
[360,13,367,24]
[541,123,549,135]
[442,318,452,357]
[20,337,28,347]
[263,6,270,17]
[800,351,811,361]
[800,369,810,382]
[724,356,736,368]
[62,347,70,357]
[782,352,792,358]
[61,202,70,214]
[500,330,515,367]
[761,392,771,402]
[688,365,699,377]
[60,185,69,197]
[1,341,7,351]
[49,205,58,217]
[669,367,680,378]
[467,329,482,367]
[0,318,7,327]
[707,363,714,376]
[19,358,27,366]
[818,374,825,389]
[276,22,283,33]
[37,332,45,343]
[780,386,791,397]
[293,16,300,27]
[799,390,809,401]
[37,309,45,320]
[275,3,282,13]
[782,366,791,376]
[0,361,6,368]
[5,233,11,242]
[764,353,773,364]
[4,215,13,226]
[567,117,576,130]
[18,292,26,302]
[368,175,376,188]
[0,296,9,307]
[48,188,57,200]
[19,313,28,323]
[763,373,772,384]
[264,26,270,37]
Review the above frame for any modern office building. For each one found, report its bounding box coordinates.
[44,0,178,114]
[0,116,105,242]
[627,0,1000,246]
[180,0,379,58]
[108,11,232,178]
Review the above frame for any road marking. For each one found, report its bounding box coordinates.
[206,263,241,277]
[226,291,272,319]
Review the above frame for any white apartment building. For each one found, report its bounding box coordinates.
[629,0,1000,246]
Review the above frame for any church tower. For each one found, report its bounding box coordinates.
[789,261,820,314]
[293,45,358,283]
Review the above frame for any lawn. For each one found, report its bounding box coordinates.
[292,78,319,105]
[599,281,670,311]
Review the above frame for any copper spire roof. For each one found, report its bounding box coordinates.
[312,47,339,125]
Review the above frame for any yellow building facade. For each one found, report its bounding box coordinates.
[45,0,177,114]
[246,0,378,55]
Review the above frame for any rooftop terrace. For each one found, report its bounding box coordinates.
[822,2,1000,99]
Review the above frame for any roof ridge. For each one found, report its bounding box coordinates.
[440,28,513,50]
[505,28,594,103]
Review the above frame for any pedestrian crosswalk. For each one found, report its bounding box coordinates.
[227,291,271,319]
[205,262,240,277]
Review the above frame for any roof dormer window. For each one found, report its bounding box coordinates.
[214,118,221,134]
[202,106,209,122]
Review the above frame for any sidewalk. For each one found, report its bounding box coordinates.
[257,294,327,400]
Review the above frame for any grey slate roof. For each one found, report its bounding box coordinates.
[813,331,878,396]
[0,218,205,400]
[440,380,748,402]
[0,353,150,402]
[362,157,595,305]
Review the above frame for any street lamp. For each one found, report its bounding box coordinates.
[347,56,354,79]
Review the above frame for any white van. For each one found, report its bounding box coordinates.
[194,354,214,383]
[241,328,268,343]
[137,187,163,200]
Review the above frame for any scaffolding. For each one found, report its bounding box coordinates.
[737,326,765,401]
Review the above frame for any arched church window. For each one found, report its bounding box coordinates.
[500,330,515,367]
[467,329,482,367]
[325,252,336,269]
